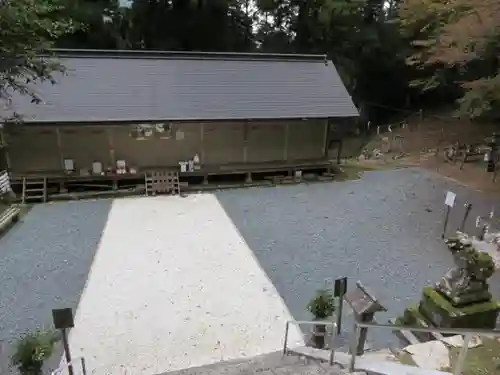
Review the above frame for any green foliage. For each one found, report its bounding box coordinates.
[127,0,254,51]
[12,0,500,121]
[11,329,60,375]
[56,0,129,49]
[307,288,335,319]
[464,247,496,280]
[398,0,500,118]
[0,0,79,120]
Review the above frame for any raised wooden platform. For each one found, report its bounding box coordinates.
[7,159,333,201]
[9,159,331,181]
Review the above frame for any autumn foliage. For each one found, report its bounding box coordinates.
[399,0,500,118]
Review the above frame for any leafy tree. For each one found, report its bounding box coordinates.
[398,0,500,118]
[0,0,78,121]
[128,0,254,51]
[56,0,129,49]
[256,0,410,120]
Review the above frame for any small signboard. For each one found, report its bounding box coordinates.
[445,191,456,207]
[344,281,386,317]
[52,308,74,329]
[334,277,348,298]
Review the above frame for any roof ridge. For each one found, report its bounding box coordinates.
[48,49,328,62]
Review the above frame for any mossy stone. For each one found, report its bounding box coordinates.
[397,304,438,341]
[418,286,500,329]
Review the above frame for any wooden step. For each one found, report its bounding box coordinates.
[22,177,48,203]
[144,171,180,196]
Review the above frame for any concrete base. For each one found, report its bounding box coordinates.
[419,287,500,329]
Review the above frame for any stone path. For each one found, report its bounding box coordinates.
[64,195,303,375]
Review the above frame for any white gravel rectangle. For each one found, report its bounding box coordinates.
[66,194,303,375]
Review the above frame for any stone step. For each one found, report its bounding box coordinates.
[287,346,452,375]
[159,351,344,375]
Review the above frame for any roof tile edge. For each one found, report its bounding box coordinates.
[48,48,328,62]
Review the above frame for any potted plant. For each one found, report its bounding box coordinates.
[307,288,335,349]
[11,329,59,375]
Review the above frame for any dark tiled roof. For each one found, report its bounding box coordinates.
[9,49,358,123]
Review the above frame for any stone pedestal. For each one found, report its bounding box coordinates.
[418,286,500,329]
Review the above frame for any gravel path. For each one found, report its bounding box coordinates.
[0,200,112,375]
[66,195,302,375]
[215,168,500,350]
[2,167,500,375]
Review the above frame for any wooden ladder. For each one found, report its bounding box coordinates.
[145,171,180,196]
[21,177,48,204]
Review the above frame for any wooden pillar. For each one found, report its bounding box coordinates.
[107,126,116,167]
[336,140,343,165]
[322,120,329,158]
[0,128,12,170]
[200,123,205,164]
[283,122,289,161]
[55,127,64,170]
[243,122,249,163]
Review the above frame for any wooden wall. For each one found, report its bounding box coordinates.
[2,120,328,173]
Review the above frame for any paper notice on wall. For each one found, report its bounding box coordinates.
[175,130,185,141]
[445,191,456,207]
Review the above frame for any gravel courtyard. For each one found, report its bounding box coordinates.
[1,167,500,375]
[215,167,500,348]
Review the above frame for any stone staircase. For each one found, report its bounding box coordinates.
[159,351,346,375]
[157,347,455,375]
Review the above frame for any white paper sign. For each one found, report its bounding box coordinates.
[445,191,456,207]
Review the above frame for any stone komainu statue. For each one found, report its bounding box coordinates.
[435,237,495,306]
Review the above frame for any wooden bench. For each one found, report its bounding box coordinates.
[0,205,21,233]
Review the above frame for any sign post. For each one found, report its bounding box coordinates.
[442,191,456,239]
[459,203,472,232]
[334,277,347,335]
[52,308,75,375]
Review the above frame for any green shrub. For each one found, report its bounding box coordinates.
[11,329,59,375]
[307,288,335,319]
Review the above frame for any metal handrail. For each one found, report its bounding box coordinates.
[356,321,500,336]
[50,357,87,375]
[283,320,338,366]
[349,320,500,375]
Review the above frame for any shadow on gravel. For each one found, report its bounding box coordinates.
[215,168,500,350]
[0,199,114,375]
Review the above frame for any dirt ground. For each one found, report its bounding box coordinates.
[344,113,500,196]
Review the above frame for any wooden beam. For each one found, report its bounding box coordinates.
[200,122,205,164]
[55,127,65,169]
[107,126,116,167]
[243,122,248,163]
[283,122,289,160]
[0,128,11,170]
[322,120,329,158]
